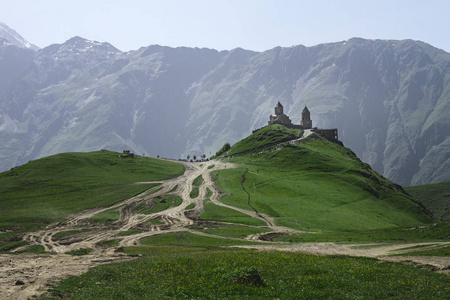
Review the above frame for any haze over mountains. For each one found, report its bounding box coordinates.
[0,22,449,186]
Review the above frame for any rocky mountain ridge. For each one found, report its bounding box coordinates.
[0,22,38,50]
[0,23,449,186]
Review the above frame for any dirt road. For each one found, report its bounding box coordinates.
[1,159,449,299]
[1,160,235,299]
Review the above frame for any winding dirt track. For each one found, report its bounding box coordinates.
[1,159,449,299]
[1,160,239,299]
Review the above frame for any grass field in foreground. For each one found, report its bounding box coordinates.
[0,150,184,250]
[47,246,450,299]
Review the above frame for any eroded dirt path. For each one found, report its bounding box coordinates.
[1,159,449,299]
[1,160,237,299]
[0,252,131,300]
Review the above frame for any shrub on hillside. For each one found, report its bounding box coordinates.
[223,266,265,286]
[214,143,231,158]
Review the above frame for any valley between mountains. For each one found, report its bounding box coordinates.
[1,158,449,299]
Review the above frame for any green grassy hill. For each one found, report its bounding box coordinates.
[0,150,184,248]
[224,124,302,156]
[405,180,450,221]
[2,128,449,299]
[215,125,433,232]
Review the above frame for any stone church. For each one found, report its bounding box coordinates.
[258,102,338,141]
[268,102,312,130]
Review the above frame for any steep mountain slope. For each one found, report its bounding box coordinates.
[213,125,432,231]
[0,39,223,165]
[0,22,36,93]
[0,24,449,186]
[0,41,34,91]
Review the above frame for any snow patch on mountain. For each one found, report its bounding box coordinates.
[41,36,121,61]
[0,22,39,50]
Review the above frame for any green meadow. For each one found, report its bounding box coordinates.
[0,150,184,249]
[47,247,450,299]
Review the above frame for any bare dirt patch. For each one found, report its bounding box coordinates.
[0,251,132,300]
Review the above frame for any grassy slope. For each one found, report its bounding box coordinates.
[225,124,302,156]
[215,131,432,232]
[405,180,450,221]
[0,150,184,236]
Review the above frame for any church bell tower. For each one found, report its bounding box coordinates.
[301,106,312,129]
[274,101,284,115]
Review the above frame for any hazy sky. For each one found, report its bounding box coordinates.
[2,0,449,52]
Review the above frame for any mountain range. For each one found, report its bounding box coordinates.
[0,22,449,186]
